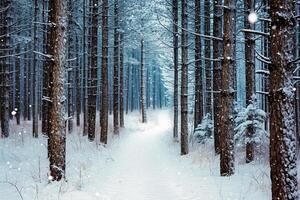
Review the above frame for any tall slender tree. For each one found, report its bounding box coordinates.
[173,0,179,139]
[181,0,189,155]
[100,0,109,144]
[47,0,67,181]
[140,39,147,123]
[0,0,11,138]
[113,0,120,134]
[244,0,255,163]
[220,0,236,176]
[87,0,99,141]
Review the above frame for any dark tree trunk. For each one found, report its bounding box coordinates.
[213,0,222,155]
[220,0,236,176]
[42,0,50,136]
[269,0,298,198]
[15,44,21,125]
[0,0,11,137]
[113,0,120,134]
[87,0,98,141]
[32,0,39,138]
[47,0,67,181]
[181,0,189,155]
[119,33,125,128]
[244,0,255,163]
[173,0,179,139]
[194,0,203,130]
[140,39,147,123]
[100,0,109,144]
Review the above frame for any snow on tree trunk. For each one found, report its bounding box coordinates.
[100,0,109,144]
[181,0,189,155]
[269,0,298,198]
[47,0,67,181]
[220,0,236,176]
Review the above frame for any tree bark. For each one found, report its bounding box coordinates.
[140,39,147,123]
[113,0,120,134]
[220,0,236,176]
[119,33,125,128]
[47,0,67,181]
[244,0,255,163]
[100,0,109,144]
[194,0,203,130]
[173,0,179,139]
[269,0,298,198]
[181,0,189,155]
[0,0,11,138]
[87,0,98,141]
[213,0,222,154]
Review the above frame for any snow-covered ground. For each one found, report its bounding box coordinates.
[0,110,271,200]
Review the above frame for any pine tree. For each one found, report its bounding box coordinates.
[269,0,298,198]
[47,0,67,181]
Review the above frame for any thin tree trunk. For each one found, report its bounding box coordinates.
[194,0,203,130]
[244,0,255,163]
[220,0,236,176]
[181,0,189,155]
[47,0,67,181]
[32,0,39,138]
[213,0,222,154]
[87,0,98,141]
[113,0,120,134]
[173,0,179,139]
[0,0,11,137]
[100,0,109,144]
[15,43,21,125]
[140,39,147,123]
[269,0,298,198]
[119,33,124,127]
[82,0,88,136]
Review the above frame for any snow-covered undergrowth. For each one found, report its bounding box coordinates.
[0,110,273,200]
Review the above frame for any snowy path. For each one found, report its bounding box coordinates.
[0,110,270,200]
[63,110,269,200]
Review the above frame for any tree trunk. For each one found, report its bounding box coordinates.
[32,0,39,138]
[100,0,109,144]
[113,0,120,134]
[213,0,222,154]
[173,0,179,139]
[47,0,67,181]
[0,0,11,138]
[220,0,236,176]
[140,39,147,123]
[15,44,21,125]
[269,0,298,198]
[194,0,203,130]
[87,0,98,141]
[244,0,255,163]
[204,0,212,119]
[181,0,189,155]
[42,0,50,136]
[119,33,125,128]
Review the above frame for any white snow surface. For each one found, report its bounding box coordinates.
[0,110,271,200]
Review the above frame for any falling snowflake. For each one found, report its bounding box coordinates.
[248,12,258,24]
[11,110,17,116]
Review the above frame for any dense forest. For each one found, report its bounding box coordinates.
[0,0,299,199]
